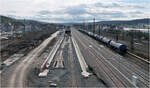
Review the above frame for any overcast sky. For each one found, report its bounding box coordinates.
[0,0,150,23]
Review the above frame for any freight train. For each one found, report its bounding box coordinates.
[79,29,127,54]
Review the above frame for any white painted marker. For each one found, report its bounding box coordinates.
[132,75,138,86]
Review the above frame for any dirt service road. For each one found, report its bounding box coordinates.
[2,31,58,87]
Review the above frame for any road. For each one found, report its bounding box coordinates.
[72,28,149,87]
[1,32,59,87]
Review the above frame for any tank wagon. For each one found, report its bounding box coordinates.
[79,29,127,53]
[101,37,112,44]
[109,41,127,53]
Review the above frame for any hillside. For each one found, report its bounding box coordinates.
[0,15,60,32]
[97,18,150,25]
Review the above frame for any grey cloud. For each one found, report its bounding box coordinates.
[132,5,145,9]
[102,12,126,17]
[95,2,122,8]
[32,16,73,22]
[7,11,16,14]
[38,10,51,15]
[94,2,145,9]
[33,2,147,22]
[86,10,127,18]
[64,4,89,15]
[128,11,143,14]
[36,4,127,22]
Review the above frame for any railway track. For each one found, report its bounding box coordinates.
[78,30,149,69]
[88,48,134,87]
[82,37,149,87]
[49,36,82,87]
[79,29,149,64]
[77,30,149,87]
[73,29,149,87]
[73,33,136,87]
[40,35,64,73]
[33,31,106,87]
[126,51,150,64]
[68,37,79,87]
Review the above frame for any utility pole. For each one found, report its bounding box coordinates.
[82,21,84,30]
[87,22,88,31]
[24,19,25,33]
[93,18,95,33]
[115,26,119,41]
[130,30,134,51]
[99,24,101,35]
[82,22,84,30]
[84,21,86,30]
[148,27,150,61]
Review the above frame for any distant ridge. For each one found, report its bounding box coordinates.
[1,15,149,25]
[0,15,59,32]
[0,15,49,24]
[97,18,150,25]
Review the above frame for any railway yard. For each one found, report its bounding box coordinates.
[0,28,149,87]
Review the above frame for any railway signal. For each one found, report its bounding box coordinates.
[93,18,95,33]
